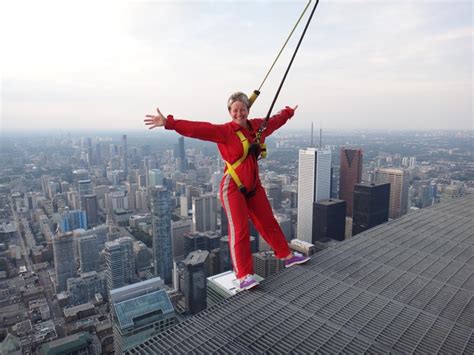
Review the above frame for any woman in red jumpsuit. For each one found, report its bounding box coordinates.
[145,92,309,290]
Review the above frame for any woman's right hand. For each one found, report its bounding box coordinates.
[144,107,167,129]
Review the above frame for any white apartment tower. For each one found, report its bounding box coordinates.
[297,148,332,243]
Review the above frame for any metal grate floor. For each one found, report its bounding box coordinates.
[128,196,474,354]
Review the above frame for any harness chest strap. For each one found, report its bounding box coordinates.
[225,131,250,191]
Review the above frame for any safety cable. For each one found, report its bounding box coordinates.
[257,0,312,92]
[258,0,320,135]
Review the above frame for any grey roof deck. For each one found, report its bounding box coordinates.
[128,196,474,354]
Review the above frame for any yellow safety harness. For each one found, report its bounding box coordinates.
[224,130,268,196]
[225,131,250,195]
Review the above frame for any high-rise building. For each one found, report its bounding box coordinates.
[352,182,390,236]
[183,231,221,257]
[122,134,128,178]
[104,237,135,295]
[211,172,224,193]
[78,234,100,273]
[67,271,107,305]
[110,143,118,158]
[177,250,209,314]
[82,194,99,228]
[150,186,173,284]
[274,212,292,242]
[105,241,125,293]
[133,241,152,273]
[252,251,285,278]
[192,194,218,232]
[148,169,163,188]
[67,190,81,210]
[263,182,282,210]
[78,179,93,198]
[219,235,256,273]
[135,188,148,212]
[181,186,202,218]
[111,278,176,354]
[125,182,138,210]
[339,148,363,217]
[175,136,187,173]
[52,232,77,293]
[95,142,102,164]
[108,190,129,211]
[297,148,332,243]
[314,199,346,242]
[172,219,193,258]
[60,209,87,232]
[374,168,408,219]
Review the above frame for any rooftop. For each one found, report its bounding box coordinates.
[128,196,474,354]
[38,332,92,355]
[183,250,210,266]
[114,289,174,330]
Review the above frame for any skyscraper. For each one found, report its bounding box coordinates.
[52,232,77,293]
[314,199,346,242]
[297,148,332,243]
[104,237,135,294]
[352,182,390,236]
[134,241,152,273]
[374,168,408,219]
[150,186,173,284]
[339,148,363,217]
[148,169,163,188]
[192,194,218,232]
[78,234,100,273]
[122,134,128,178]
[175,136,187,173]
[82,194,99,228]
[105,241,125,293]
[177,250,209,314]
[78,179,93,198]
[171,219,193,258]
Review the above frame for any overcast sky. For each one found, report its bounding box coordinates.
[1,0,472,132]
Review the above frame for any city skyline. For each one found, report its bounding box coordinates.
[2,0,472,132]
[0,126,471,353]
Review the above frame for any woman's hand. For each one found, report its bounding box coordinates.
[144,108,167,129]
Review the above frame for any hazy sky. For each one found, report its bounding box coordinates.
[1,0,472,132]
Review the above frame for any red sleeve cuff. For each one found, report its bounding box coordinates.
[164,115,175,130]
[282,106,295,119]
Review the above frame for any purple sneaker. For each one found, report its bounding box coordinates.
[239,275,259,290]
[285,253,310,268]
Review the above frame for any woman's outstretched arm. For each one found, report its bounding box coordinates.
[145,107,227,144]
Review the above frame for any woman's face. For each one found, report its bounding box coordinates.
[229,101,249,128]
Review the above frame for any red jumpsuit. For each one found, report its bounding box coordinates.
[165,107,294,279]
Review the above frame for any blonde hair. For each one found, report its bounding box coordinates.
[227,92,250,111]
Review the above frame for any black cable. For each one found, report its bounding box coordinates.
[261,0,320,129]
